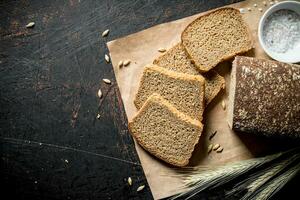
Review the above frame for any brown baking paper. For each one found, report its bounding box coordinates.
[107,0,283,199]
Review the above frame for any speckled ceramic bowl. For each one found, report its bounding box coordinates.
[258,1,300,63]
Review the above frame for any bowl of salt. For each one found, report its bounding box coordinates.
[258,1,300,63]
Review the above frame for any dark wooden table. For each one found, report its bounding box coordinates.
[1,0,298,199]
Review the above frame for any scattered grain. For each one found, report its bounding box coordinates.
[123,59,131,66]
[26,22,35,28]
[254,3,257,7]
[221,100,226,110]
[137,185,145,192]
[118,60,123,68]
[213,144,220,150]
[158,48,166,53]
[259,8,263,12]
[102,29,109,37]
[209,131,217,140]
[247,7,252,11]
[208,144,213,153]
[128,177,132,186]
[216,147,224,153]
[105,54,110,63]
[97,89,103,98]
[103,78,111,84]
[96,114,101,119]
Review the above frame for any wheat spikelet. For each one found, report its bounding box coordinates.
[168,148,299,200]
[253,162,300,200]
[170,152,283,199]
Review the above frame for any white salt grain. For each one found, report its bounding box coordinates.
[239,8,246,14]
[263,9,300,53]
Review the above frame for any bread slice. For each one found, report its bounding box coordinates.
[134,64,205,121]
[228,56,300,138]
[181,7,253,72]
[153,43,225,105]
[129,93,203,167]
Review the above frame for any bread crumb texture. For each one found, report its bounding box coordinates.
[182,7,253,72]
[129,94,203,166]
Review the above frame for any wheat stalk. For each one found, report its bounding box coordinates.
[251,162,300,200]
[168,148,299,200]
[169,152,283,199]
[225,152,300,200]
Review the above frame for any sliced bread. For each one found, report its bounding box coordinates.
[228,56,300,138]
[153,43,225,105]
[181,7,253,72]
[129,93,203,167]
[134,64,205,121]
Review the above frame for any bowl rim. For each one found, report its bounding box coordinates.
[258,0,300,63]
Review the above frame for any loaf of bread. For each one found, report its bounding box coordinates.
[129,93,203,166]
[181,7,253,72]
[134,64,205,121]
[228,56,300,138]
[153,43,225,105]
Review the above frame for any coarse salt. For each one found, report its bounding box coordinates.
[263,9,300,53]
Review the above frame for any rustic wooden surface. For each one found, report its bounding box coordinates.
[0,0,298,199]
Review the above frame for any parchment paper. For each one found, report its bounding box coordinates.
[107,0,283,199]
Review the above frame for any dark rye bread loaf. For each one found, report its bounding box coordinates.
[228,56,300,138]
[134,64,205,121]
[181,7,253,72]
[129,93,203,167]
[153,43,225,105]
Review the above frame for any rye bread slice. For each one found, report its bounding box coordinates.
[181,7,253,72]
[153,43,225,105]
[129,93,203,167]
[134,64,205,121]
[228,56,300,138]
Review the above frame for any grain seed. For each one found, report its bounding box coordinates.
[254,4,257,7]
[26,22,35,28]
[263,1,267,6]
[158,48,166,53]
[137,185,145,192]
[259,8,263,12]
[207,144,213,153]
[105,54,110,63]
[127,177,132,186]
[247,7,251,11]
[97,89,102,98]
[221,100,226,110]
[65,159,69,163]
[96,114,101,119]
[270,2,274,5]
[102,29,109,37]
[123,59,131,66]
[103,78,111,84]
[209,131,217,140]
[213,144,220,151]
[216,147,224,153]
[118,60,123,68]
